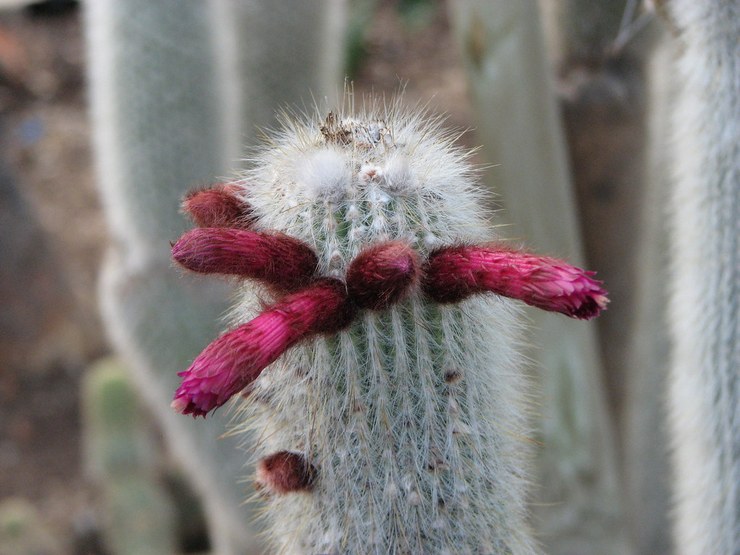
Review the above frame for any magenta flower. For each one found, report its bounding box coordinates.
[423,245,608,319]
[171,279,353,417]
[172,227,318,292]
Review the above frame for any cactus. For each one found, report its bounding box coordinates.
[543,3,670,552]
[0,498,61,555]
[448,2,628,553]
[549,0,655,422]
[622,32,674,555]
[170,100,608,554]
[85,2,256,551]
[82,357,177,555]
[662,1,739,554]
[85,1,346,552]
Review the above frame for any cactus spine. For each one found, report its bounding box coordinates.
[172,100,608,554]
[664,1,739,554]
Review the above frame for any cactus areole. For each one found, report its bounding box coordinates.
[170,103,607,554]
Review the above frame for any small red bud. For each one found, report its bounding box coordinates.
[182,183,254,229]
[346,242,419,310]
[255,451,316,494]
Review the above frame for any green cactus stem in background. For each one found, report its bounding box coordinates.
[82,358,177,555]
[448,2,628,553]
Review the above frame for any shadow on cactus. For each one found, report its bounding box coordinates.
[169,99,607,554]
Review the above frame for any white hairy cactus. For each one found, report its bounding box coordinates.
[171,100,608,554]
[664,1,739,554]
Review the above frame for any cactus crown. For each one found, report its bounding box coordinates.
[171,99,606,554]
[242,99,486,272]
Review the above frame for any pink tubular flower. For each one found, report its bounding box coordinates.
[346,242,419,310]
[423,245,608,319]
[255,451,316,494]
[172,227,318,291]
[182,183,254,229]
[172,279,354,417]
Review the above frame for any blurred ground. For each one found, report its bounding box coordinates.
[0,2,471,552]
[0,4,107,553]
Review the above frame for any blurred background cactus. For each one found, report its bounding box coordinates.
[86,1,255,551]
[82,357,179,555]
[449,2,629,552]
[85,0,345,552]
[0,0,736,553]
[0,497,63,555]
[662,2,738,554]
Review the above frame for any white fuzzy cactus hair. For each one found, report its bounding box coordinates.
[169,98,607,554]
[662,1,739,554]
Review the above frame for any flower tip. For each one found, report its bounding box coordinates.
[572,290,609,320]
[171,394,211,418]
[170,396,190,414]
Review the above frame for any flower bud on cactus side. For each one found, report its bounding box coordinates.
[171,101,607,554]
[172,227,318,290]
[255,451,317,495]
[182,183,254,229]
[424,245,608,319]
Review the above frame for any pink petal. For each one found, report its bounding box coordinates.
[423,245,608,319]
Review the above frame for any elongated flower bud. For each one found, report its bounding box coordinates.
[172,279,353,416]
[424,245,608,319]
[182,183,254,229]
[172,227,318,291]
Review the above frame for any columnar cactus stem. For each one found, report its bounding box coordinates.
[172,102,607,554]
[663,1,739,554]
[83,358,177,555]
[448,3,627,552]
[86,1,346,551]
